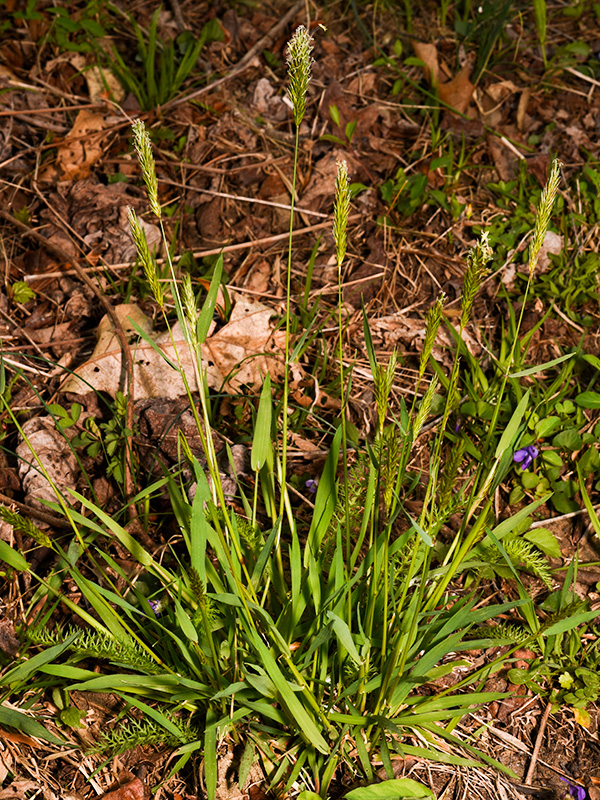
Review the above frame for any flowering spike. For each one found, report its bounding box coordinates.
[126,207,164,308]
[374,348,398,436]
[333,160,351,267]
[286,25,313,127]
[181,272,199,346]
[412,375,438,441]
[420,292,445,379]
[529,158,562,275]
[131,119,161,219]
[460,232,492,330]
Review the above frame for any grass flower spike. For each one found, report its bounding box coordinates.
[334,160,351,267]
[286,25,313,126]
[460,232,492,329]
[420,293,445,380]
[126,207,164,309]
[529,158,562,275]
[131,118,161,219]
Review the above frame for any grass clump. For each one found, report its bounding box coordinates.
[1,23,599,800]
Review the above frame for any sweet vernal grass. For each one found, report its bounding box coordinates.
[1,31,592,799]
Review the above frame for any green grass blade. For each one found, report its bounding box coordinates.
[0,704,64,746]
[494,390,530,459]
[251,374,272,471]
[204,709,218,800]
[197,254,223,343]
[509,352,574,378]
[0,539,29,571]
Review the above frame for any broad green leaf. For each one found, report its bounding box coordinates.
[3,632,79,686]
[126,315,180,371]
[552,428,582,451]
[0,704,64,746]
[204,710,218,800]
[305,426,342,563]
[575,391,600,409]
[495,390,530,459]
[250,633,329,754]
[345,778,434,799]
[174,600,198,644]
[509,352,574,378]
[582,353,600,370]
[251,374,272,471]
[326,611,362,666]
[535,416,561,438]
[489,495,549,541]
[362,301,378,379]
[68,489,154,567]
[238,739,256,790]
[577,462,600,539]
[197,254,223,343]
[524,528,562,558]
[406,514,432,547]
[0,540,28,571]
[543,609,600,637]
[118,694,187,739]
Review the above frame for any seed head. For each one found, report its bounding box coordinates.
[286,26,313,127]
[529,158,562,275]
[181,272,199,347]
[131,119,161,219]
[461,232,492,329]
[333,160,351,267]
[420,293,445,379]
[126,207,164,308]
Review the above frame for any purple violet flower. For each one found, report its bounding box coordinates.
[513,445,539,470]
[148,599,161,617]
[560,777,587,800]
[305,478,319,494]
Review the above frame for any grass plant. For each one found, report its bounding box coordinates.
[2,22,600,800]
[106,7,224,109]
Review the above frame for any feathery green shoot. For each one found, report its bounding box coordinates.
[0,506,52,548]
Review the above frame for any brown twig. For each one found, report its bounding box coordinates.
[0,492,73,530]
[524,699,552,785]
[162,0,305,110]
[0,210,137,520]
[24,215,358,279]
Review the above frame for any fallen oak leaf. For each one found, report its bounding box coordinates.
[100,778,145,800]
[61,295,302,398]
[413,41,475,114]
[56,109,108,181]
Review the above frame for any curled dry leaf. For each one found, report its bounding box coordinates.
[413,41,474,114]
[56,110,108,181]
[100,778,145,800]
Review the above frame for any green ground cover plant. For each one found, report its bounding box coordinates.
[1,11,600,800]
